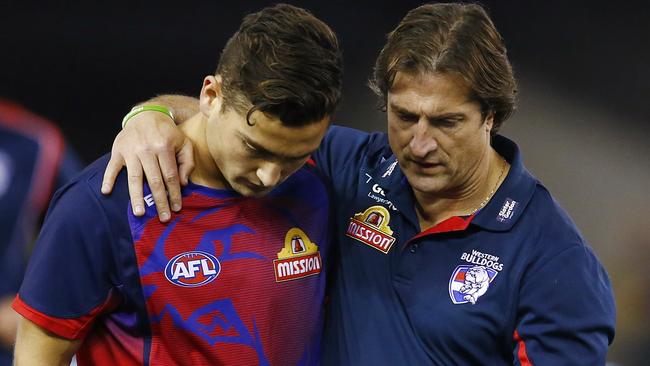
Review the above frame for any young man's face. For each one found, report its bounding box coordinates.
[386,71,494,198]
[201,77,329,197]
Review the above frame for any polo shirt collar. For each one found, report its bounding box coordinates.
[467,135,538,231]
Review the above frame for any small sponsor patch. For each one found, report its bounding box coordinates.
[346,206,396,254]
[449,265,498,305]
[165,251,221,287]
[274,228,322,282]
[497,198,517,222]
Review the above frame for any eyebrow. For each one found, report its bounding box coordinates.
[390,103,466,121]
[238,132,313,161]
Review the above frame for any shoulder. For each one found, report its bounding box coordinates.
[525,183,585,252]
[47,153,131,226]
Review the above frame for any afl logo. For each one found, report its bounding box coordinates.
[164,251,221,287]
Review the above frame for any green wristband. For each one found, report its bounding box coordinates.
[121,105,175,128]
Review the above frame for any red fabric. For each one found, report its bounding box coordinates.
[75,318,144,366]
[412,214,475,240]
[513,330,533,366]
[12,292,120,340]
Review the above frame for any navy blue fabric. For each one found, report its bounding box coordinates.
[19,155,131,318]
[315,126,616,365]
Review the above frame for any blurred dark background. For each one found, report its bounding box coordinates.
[1,1,648,364]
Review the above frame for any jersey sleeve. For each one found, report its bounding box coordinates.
[312,125,389,195]
[13,179,121,340]
[513,245,616,365]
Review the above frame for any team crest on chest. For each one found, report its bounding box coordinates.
[273,228,322,282]
[345,206,396,254]
[448,249,504,304]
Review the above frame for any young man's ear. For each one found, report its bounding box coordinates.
[484,110,495,134]
[199,75,223,116]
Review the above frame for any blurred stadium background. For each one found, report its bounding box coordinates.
[1,1,647,364]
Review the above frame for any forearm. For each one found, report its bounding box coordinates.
[0,295,17,349]
[14,317,80,366]
[137,94,199,124]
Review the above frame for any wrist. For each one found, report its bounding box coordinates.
[122,105,174,128]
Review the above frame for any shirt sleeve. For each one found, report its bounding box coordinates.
[312,125,389,195]
[13,179,121,340]
[513,245,616,365]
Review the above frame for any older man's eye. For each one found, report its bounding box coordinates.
[397,113,417,122]
[433,118,461,128]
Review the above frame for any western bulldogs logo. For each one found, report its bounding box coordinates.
[449,265,497,304]
[165,251,221,287]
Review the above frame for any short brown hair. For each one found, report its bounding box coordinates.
[216,4,343,127]
[370,3,517,133]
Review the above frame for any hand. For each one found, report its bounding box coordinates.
[101,111,195,222]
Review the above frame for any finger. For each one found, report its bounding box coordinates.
[177,138,195,186]
[125,156,145,216]
[101,154,125,194]
[140,152,171,222]
[158,150,182,212]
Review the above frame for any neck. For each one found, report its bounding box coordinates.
[414,148,509,230]
[179,115,229,189]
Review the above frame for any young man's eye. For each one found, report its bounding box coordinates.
[244,141,256,152]
[244,142,261,156]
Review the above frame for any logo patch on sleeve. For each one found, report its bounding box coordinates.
[345,206,396,254]
[273,228,322,282]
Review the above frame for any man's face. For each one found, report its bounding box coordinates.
[205,103,329,198]
[387,71,494,198]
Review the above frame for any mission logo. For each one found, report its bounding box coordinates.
[346,205,396,254]
[274,228,322,282]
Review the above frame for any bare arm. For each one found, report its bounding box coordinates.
[0,295,18,350]
[14,317,81,366]
[145,94,199,123]
[101,94,198,222]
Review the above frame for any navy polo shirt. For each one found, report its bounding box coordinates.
[314,126,615,365]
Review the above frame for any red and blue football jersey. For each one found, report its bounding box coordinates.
[14,154,331,365]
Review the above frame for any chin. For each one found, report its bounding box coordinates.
[234,183,270,198]
[406,174,450,195]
